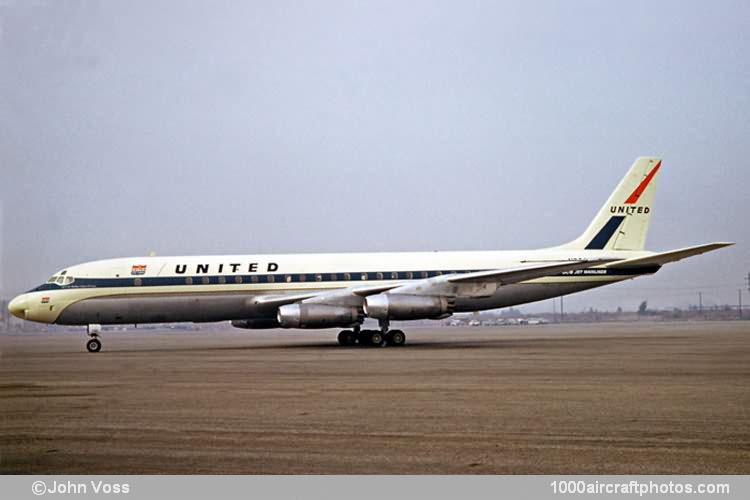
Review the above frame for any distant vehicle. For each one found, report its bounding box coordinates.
[468,320,482,327]
[526,318,548,325]
[8,157,732,352]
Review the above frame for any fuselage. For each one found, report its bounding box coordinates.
[9,247,657,326]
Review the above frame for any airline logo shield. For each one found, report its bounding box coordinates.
[131,265,147,276]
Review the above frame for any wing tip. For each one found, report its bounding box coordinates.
[703,241,735,250]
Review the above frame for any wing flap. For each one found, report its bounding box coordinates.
[249,291,321,307]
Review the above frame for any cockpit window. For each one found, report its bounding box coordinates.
[47,269,74,286]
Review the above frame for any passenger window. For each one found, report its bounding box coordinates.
[201,277,210,285]
[185,277,193,285]
[134,278,142,286]
[299,274,306,282]
[268,275,275,283]
[315,274,322,282]
[361,273,367,280]
[406,271,413,279]
[218,276,226,285]
[236,276,244,284]
[251,276,258,283]
[376,272,383,280]
[330,273,337,281]
[285,275,292,283]
[343,273,351,281]
[421,271,428,279]
[436,271,443,276]
[390,272,398,279]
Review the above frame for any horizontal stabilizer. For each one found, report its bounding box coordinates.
[606,242,734,268]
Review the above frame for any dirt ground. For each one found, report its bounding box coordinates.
[1,321,748,474]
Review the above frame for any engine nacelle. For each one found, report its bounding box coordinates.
[364,294,455,320]
[231,318,281,329]
[277,304,363,329]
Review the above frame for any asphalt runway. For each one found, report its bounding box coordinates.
[1,322,748,474]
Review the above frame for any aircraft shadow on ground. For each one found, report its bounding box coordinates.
[100,333,672,354]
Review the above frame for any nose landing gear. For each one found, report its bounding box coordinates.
[86,324,102,353]
[86,337,102,353]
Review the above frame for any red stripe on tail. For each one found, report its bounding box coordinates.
[624,161,661,204]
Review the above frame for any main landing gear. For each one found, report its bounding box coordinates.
[337,321,406,347]
[86,324,102,353]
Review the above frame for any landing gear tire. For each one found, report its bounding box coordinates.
[337,330,356,346]
[356,330,372,346]
[86,338,102,353]
[387,329,406,346]
[368,330,386,347]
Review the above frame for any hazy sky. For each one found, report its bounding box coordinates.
[2,0,749,313]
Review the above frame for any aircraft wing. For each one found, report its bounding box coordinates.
[605,242,734,268]
[249,283,400,308]
[445,259,614,284]
[247,260,610,309]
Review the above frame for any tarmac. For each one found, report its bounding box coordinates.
[1,321,748,474]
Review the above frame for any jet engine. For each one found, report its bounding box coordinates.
[231,318,281,329]
[276,304,364,329]
[364,294,455,320]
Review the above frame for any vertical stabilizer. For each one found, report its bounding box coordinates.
[560,157,661,251]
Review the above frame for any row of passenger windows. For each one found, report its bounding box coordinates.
[131,271,452,286]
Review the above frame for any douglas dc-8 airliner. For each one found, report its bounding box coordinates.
[8,157,732,352]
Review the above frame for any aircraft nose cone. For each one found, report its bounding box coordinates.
[8,295,28,320]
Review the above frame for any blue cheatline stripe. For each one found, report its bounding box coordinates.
[30,266,659,292]
[585,216,626,250]
[31,270,477,292]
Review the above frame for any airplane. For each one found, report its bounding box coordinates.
[8,157,732,352]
